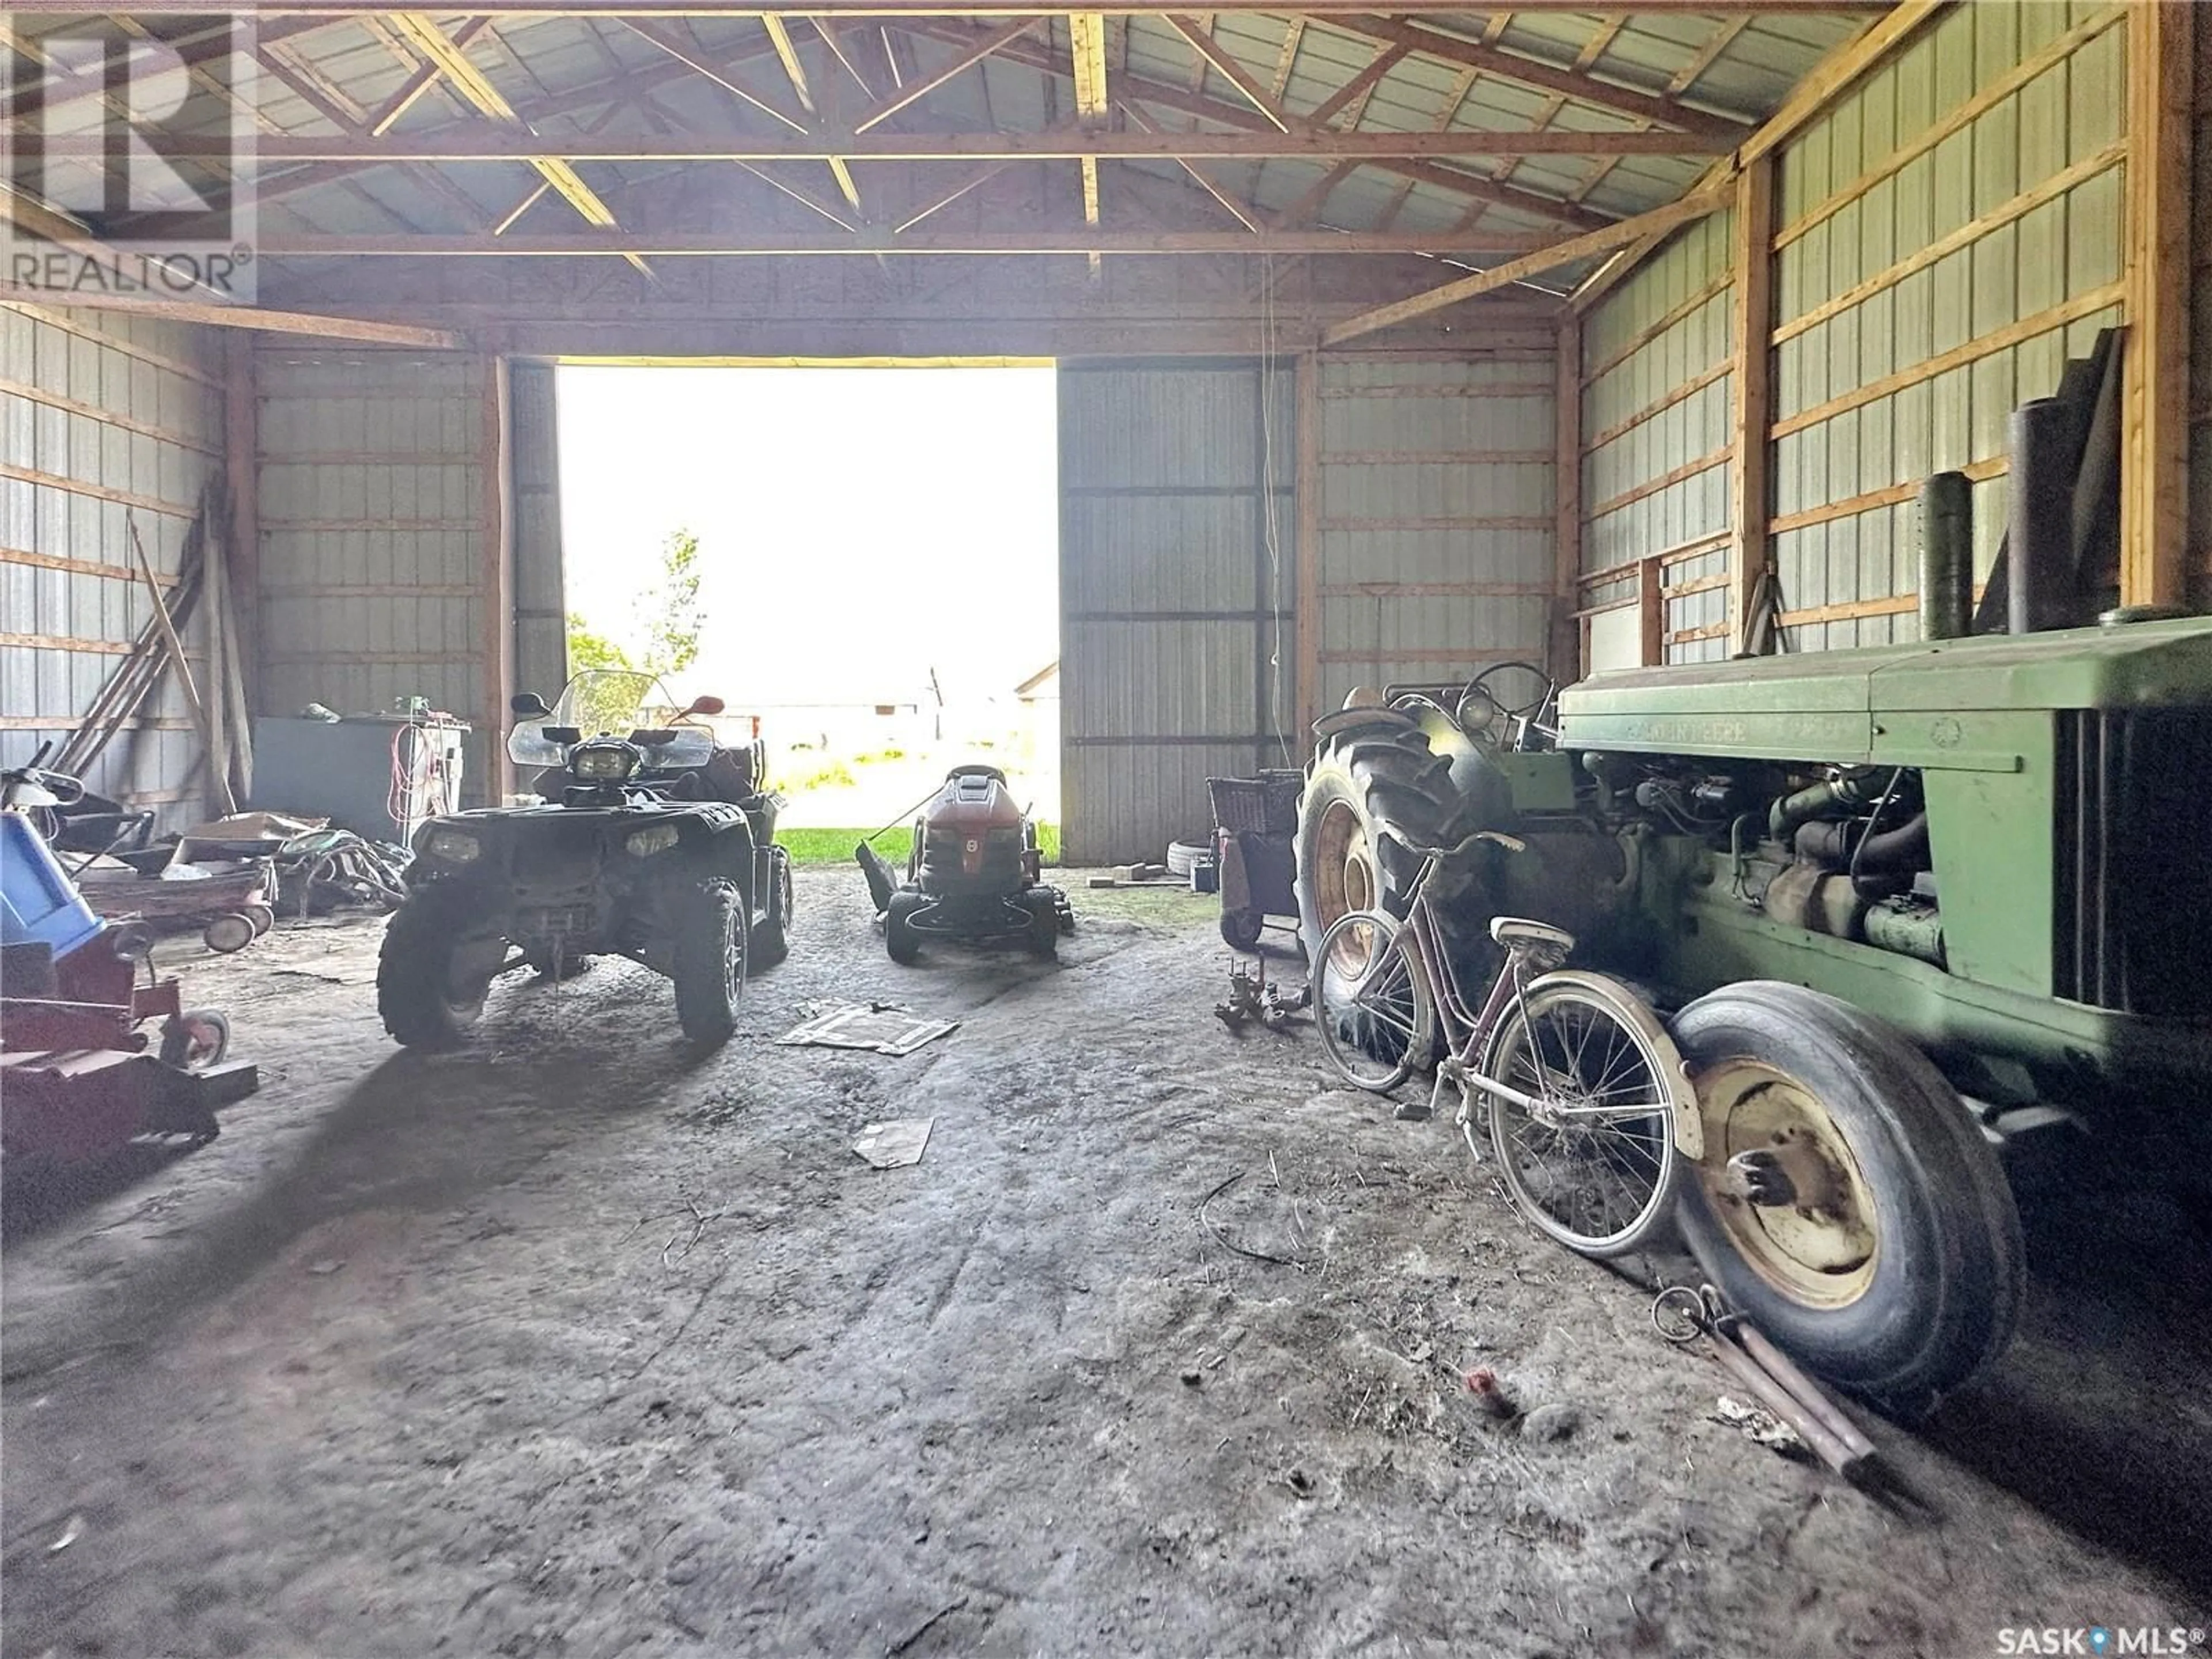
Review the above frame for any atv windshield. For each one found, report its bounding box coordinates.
[507,670,717,771]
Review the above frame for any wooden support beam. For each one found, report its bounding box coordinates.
[1320,183,1730,346]
[622,18,811,131]
[255,225,1562,257]
[1552,314,1582,679]
[854,17,1035,130]
[889,18,1611,229]
[63,1,1883,14]
[1308,43,1407,127]
[0,290,467,347]
[2122,0,2194,609]
[224,333,261,715]
[1569,0,1948,313]
[479,353,514,803]
[1726,154,1773,656]
[167,127,1725,164]
[1167,14,1291,130]
[1332,14,1751,140]
[1294,350,1321,749]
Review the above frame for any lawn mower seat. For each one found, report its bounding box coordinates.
[946,763,1007,785]
[700,737,766,804]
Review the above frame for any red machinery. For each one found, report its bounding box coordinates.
[3,753,257,1166]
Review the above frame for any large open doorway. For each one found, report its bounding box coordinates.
[555,363,1060,861]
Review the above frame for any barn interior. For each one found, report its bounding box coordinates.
[4,2,2212,1653]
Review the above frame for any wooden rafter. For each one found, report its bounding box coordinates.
[118,127,1727,163]
[620,18,810,131]
[853,16,1034,131]
[44,2,1882,16]
[1331,15,1752,140]
[1167,14,1291,130]
[887,18,1612,230]
[1320,180,1730,344]
[252,225,1569,257]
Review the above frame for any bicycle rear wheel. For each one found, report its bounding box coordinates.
[1480,970,1685,1257]
[1313,909,1434,1093]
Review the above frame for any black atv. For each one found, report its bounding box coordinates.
[377,670,792,1050]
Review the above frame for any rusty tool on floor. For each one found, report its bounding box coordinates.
[1653,1283,1876,1478]
[1214,957,1309,1032]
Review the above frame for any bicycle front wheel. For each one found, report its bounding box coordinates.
[1313,908,1434,1093]
[1481,970,1685,1258]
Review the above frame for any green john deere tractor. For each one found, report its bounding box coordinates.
[1296,616,2212,1413]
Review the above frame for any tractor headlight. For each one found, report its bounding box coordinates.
[426,828,480,863]
[627,823,680,858]
[571,741,639,782]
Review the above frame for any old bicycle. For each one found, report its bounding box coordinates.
[1312,831,1700,1258]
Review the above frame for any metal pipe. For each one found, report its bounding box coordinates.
[1736,1323,1877,1462]
[1919,470,1974,640]
[2008,397,2078,635]
[1708,1332,1863,1475]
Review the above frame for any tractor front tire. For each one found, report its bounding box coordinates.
[1670,982,2025,1416]
[672,878,747,1047]
[378,900,490,1050]
[1025,891,1059,959]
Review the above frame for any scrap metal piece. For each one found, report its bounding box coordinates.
[779,1004,957,1056]
[852,1118,934,1169]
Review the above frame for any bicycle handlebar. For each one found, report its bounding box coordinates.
[1404,828,1527,861]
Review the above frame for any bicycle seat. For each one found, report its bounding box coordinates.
[1490,916,1576,953]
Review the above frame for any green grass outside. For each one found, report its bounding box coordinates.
[779,824,1063,868]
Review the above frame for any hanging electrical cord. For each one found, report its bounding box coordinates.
[1256,249,1291,767]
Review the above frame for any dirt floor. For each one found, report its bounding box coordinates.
[5,871,2210,1658]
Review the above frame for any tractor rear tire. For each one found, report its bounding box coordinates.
[673,878,747,1047]
[1294,713,1468,964]
[378,900,490,1050]
[752,846,794,969]
[885,890,925,965]
[1669,982,2025,1416]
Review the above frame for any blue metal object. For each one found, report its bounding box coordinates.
[0,813,103,960]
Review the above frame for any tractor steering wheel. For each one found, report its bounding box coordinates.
[1456,661,1557,748]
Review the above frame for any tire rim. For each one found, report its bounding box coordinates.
[722,902,743,1003]
[1693,1059,1879,1309]
[1313,799,1380,968]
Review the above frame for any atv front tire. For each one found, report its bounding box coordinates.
[752,845,794,969]
[885,889,924,965]
[673,878,747,1046]
[378,900,491,1049]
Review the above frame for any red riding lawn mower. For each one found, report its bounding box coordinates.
[856,764,1074,963]
[2,754,257,1167]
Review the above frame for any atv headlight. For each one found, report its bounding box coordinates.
[627,823,680,858]
[571,741,639,782]
[426,828,480,863]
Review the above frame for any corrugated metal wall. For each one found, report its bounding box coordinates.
[510,361,565,706]
[1768,1,2126,650]
[1058,359,1296,865]
[2,302,225,829]
[1577,213,1737,669]
[253,347,495,795]
[1315,353,1556,712]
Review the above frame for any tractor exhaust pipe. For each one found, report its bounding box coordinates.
[1919,471,1973,641]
